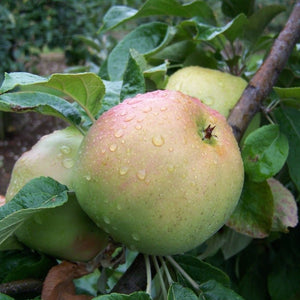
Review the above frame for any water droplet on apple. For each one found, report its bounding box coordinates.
[167,165,175,172]
[168,147,174,152]
[160,106,167,111]
[114,129,124,138]
[119,166,129,175]
[132,233,140,241]
[101,149,106,154]
[124,114,135,122]
[62,158,74,168]
[103,216,111,224]
[120,111,127,116]
[60,145,71,154]
[135,124,142,130]
[109,144,118,152]
[152,135,164,147]
[143,106,152,113]
[137,169,146,180]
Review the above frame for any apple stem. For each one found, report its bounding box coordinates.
[152,255,168,300]
[159,256,173,286]
[144,254,152,296]
[166,255,200,292]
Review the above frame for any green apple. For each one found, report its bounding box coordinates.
[6,127,109,262]
[165,66,247,118]
[73,90,244,255]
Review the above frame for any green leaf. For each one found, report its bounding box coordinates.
[0,293,14,300]
[174,255,230,287]
[168,283,198,300]
[227,178,274,238]
[244,5,286,43]
[120,49,146,101]
[0,250,55,283]
[268,178,298,233]
[92,291,152,300]
[0,91,82,128]
[0,177,68,249]
[242,124,289,182]
[273,106,300,191]
[144,61,169,89]
[98,80,122,116]
[221,0,255,18]
[1,72,105,118]
[100,0,215,33]
[274,86,300,100]
[180,14,247,42]
[199,280,245,300]
[107,22,174,81]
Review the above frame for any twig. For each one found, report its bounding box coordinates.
[228,1,300,141]
[0,279,43,297]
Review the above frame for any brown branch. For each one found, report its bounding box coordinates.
[0,279,43,297]
[228,0,300,142]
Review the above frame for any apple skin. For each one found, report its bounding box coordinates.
[73,90,244,255]
[5,127,109,262]
[165,66,247,117]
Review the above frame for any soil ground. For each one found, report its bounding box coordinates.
[0,53,68,195]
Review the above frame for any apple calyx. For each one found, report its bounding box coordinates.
[202,124,217,141]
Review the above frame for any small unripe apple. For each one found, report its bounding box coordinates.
[166,66,247,117]
[6,127,109,262]
[73,90,244,255]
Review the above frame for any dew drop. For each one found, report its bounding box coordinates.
[109,144,118,152]
[114,129,124,138]
[137,169,146,180]
[62,158,74,169]
[167,165,175,173]
[120,111,127,116]
[103,216,111,224]
[143,106,152,113]
[152,135,165,147]
[132,233,140,241]
[124,114,135,122]
[160,106,167,111]
[119,166,129,176]
[60,145,71,154]
[101,149,106,154]
[135,124,142,130]
[168,147,174,152]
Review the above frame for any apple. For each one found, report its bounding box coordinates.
[73,90,244,255]
[165,66,247,117]
[5,127,109,262]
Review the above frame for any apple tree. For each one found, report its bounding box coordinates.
[0,0,299,299]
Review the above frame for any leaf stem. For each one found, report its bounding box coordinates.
[144,254,152,296]
[152,255,168,300]
[166,256,200,291]
[159,256,173,285]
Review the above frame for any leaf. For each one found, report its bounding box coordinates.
[41,261,93,300]
[0,250,55,283]
[0,91,82,128]
[227,178,274,238]
[174,255,230,287]
[220,228,252,260]
[144,61,169,89]
[274,86,300,100]
[273,106,300,191]
[180,13,247,43]
[0,177,68,249]
[98,80,122,116]
[167,283,198,300]
[92,291,152,299]
[0,72,105,118]
[120,49,146,101]
[0,293,14,300]
[107,22,175,81]
[100,0,215,33]
[267,178,298,232]
[199,280,245,300]
[221,0,255,18]
[244,5,286,43]
[242,124,289,182]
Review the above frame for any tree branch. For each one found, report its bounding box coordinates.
[0,279,43,297]
[228,0,300,141]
